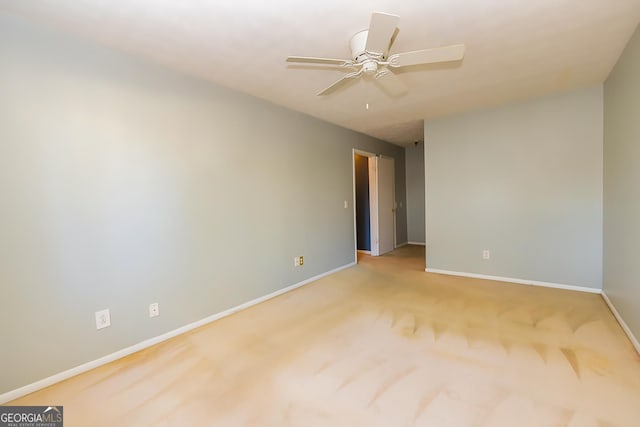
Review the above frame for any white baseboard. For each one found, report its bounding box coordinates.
[0,262,355,405]
[407,241,426,246]
[425,268,601,294]
[601,292,640,355]
[425,269,639,356]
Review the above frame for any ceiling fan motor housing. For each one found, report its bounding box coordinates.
[350,30,385,75]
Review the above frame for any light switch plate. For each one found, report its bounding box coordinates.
[95,309,111,330]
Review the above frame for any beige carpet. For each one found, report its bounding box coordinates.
[10,245,640,426]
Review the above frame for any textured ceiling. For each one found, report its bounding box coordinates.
[1,0,639,146]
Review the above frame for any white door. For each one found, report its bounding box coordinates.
[377,156,395,255]
[369,156,396,256]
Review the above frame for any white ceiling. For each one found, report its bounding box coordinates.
[1,1,639,146]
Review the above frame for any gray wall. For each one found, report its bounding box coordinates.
[405,142,425,244]
[0,13,406,394]
[424,86,603,288]
[603,25,640,339]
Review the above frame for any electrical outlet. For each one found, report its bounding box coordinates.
[344,200,348,209]
[299,256,304,266]
[294,256,304,267]
[482,250,491,260]
[149,302,159,318]
[95,309,111,330]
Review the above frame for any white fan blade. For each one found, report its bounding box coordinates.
[287,56,351,66]
[388,44,465,68]
[374,69,408,96]
[365,12,399,54]
[317,70,362,96]
[389,27,400,50]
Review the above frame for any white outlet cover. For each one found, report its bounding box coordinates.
[149,303,160,318]
[95,309,111,330]
[482,250,491,260]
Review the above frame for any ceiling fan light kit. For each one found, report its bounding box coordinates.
[286,12,466,97]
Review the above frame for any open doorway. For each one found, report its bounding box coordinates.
[352,150,396,262]
[354,153,372,254]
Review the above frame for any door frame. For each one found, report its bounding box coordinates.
[352,149,396,261]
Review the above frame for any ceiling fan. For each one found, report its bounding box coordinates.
[286,12,465,97]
